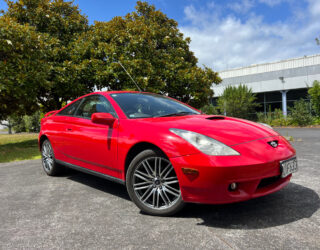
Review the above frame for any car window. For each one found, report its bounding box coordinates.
[75,95,117,119]
[57,99,82,116]
[110,93,199,119]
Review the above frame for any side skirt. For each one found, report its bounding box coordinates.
[55,159,125,185]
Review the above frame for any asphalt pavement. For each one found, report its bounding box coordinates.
[0,128,319,249]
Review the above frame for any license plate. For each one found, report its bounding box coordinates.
[280,157,298,178]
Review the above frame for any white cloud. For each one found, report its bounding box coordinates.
[228,0,255,13]
[308,0,320,16]
[180,1,320,71]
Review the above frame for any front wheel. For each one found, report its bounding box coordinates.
[126,149,185,216]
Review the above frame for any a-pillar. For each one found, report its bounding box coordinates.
[280,90,288,116]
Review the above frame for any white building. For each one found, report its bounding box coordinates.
[212,54,320,115]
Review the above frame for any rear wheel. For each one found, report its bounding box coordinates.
[41,139,62,176]
[126,149,185,216]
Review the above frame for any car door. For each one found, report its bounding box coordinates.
[62,94,120,178]
[47,98,83,161]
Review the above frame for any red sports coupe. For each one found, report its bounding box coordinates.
[39,91,298,215]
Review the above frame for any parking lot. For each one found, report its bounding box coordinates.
[0,128,319,249]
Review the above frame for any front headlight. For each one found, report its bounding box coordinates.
[169,128,240,156]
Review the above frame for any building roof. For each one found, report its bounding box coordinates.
[219,54,320,79]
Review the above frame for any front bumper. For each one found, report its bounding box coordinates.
[170,136,296,204]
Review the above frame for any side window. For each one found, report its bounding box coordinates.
[75,95,117,119]
[57,99,82,116]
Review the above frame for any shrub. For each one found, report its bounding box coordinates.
[308,80,320,116]
[12,111,42,133]
[217,84,260,119]
[257,108,291,127]
[200,104,219,115]
[289,99,313,126]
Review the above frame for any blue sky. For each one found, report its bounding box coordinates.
[1,0,320,70]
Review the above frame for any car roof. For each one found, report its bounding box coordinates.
[92,90,158,95]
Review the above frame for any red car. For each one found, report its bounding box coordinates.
[39,91,298,216]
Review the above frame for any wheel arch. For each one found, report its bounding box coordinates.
[124,142,168,179]
[39,134,49,150]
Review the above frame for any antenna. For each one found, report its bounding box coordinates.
[115,61,142,92]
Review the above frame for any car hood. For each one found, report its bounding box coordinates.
[140,115,279,146]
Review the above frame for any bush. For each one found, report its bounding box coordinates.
[12,111,42,133]
[217,84,260,119]
[257,108,291,127]
[308,80,320,116]
[200,104,219,115]
[289,99,313,126]
[312,116,320,125]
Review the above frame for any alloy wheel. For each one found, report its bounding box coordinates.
[133,157,181,210]
[42,141,54,172]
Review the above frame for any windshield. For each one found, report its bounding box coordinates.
[110,93,200,119]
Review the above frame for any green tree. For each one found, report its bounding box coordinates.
[74,1,221,108]
[1,0,221,117]
[217,84,259,119]
[0,16,52,120]
[308,80,320,116]
[289,99,313,126]
[1,0,90,114]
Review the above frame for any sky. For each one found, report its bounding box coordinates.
[1,0,320,71]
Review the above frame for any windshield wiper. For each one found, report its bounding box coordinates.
[155,111,197,118]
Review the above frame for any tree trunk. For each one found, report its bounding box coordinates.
[8,120,12,134]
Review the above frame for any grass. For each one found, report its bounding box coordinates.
[0,133,40,163]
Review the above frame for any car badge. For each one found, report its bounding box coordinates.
[268,140,278,148]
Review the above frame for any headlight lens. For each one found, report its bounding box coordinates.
[169,128,240,156]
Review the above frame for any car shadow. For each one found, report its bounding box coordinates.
[64,170,319,229]
[66,170,130,201]
[177,183,320,229]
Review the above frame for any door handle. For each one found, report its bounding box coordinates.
[66,128,72,131]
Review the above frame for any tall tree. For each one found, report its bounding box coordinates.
[2,0,90,113]
[1,0,220,117]
[217,84,260,119]
[0,16,52,120]
[74,1,221,108]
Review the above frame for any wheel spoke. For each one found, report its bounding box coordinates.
[144,160,155,176]
[159,188,169,206]
[157,158,161,176]
[134,185,151,191]
[163,185,180,197]
[162,189,171,205]
[164,180,179,185]
[152,189,156,207]
[156,189,160,207]
[142,161,153,177]
[160,162,171,177]
[135,170,152,179]
[134,181,152,187]
[141,186,153,202]
[163,176,178,181]
[134,173,150,182]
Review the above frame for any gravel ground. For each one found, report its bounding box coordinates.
[0,128,319,249]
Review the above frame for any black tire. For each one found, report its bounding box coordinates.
[41,139,63,176]
[126,149,185,216]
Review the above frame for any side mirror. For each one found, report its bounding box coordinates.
[91,113,116,126]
